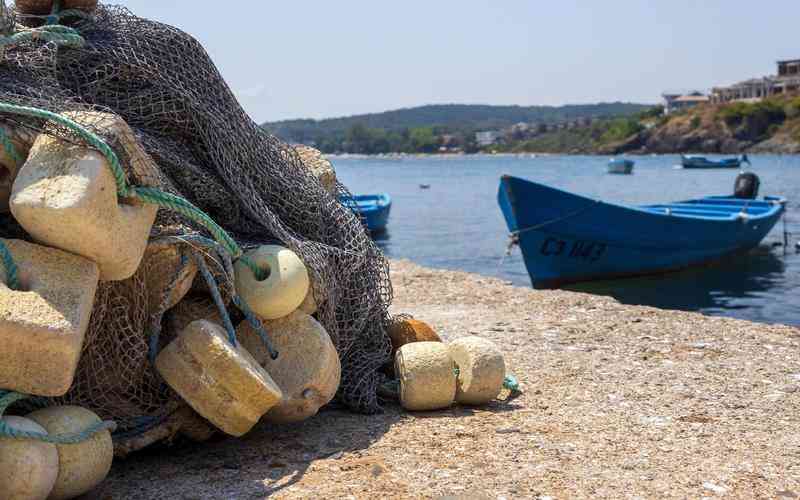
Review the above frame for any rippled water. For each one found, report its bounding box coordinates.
[334,154,800,326]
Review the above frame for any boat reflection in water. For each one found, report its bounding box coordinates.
[568,245,789,322]
[371,228,391,253]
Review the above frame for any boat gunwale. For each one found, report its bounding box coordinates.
[499,175,785,225]
[347,193,392,213]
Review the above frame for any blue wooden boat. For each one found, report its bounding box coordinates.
[343,193,392,232]
[607,158,634,174]
[681,154,750,169]
[497,175,785,289]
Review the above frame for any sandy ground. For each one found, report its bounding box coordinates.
[96,259,800,499]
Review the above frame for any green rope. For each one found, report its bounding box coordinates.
[0,103,127,196]
[131,187,265,280]
[0,240,19,290]
[0,24,85,49]
[503,375,521,394]
[0,391,117,444]
[0,102,267,281]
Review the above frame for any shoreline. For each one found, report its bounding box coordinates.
[101,259,800,498]
[327,151,799,159]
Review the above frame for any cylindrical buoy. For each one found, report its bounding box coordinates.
[26,406,113,500]
[234,245,310,320]
[15,0,98,15]
[237,311,341,423]
[0,416,59,500]
[449,337,506,405]
[395,342,456,411]
[155,320,283,436]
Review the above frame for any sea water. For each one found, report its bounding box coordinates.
[334,154,800,326]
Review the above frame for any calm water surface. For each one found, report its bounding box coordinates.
[334,155,800,326]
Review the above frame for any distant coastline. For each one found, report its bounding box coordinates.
[269,97,800,156]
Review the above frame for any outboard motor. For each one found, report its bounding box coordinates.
[734,172,760,200]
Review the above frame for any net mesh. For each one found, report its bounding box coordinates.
[0,3,393,436]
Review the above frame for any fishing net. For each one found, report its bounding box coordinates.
[0,3,393,439]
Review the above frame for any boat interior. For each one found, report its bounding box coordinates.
[350,194,390,208]
[641,197,781,220]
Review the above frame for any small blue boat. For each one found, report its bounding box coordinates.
[344,193,392,233]
[497,175,785,289]
[607,158,634,174]
[681,154,750,169]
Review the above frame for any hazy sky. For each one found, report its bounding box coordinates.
[115,1,799,123]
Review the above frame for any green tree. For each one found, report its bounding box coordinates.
[409,127,438,153]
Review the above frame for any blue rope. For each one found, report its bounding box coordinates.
[233,295,279,360]
[0,240,19,290]
[193,251,239,347]
[0,391,117,443]
[173,234,278,359]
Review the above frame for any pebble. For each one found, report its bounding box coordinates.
[703,482,727,494]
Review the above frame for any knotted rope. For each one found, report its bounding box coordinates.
[0,390,117,443]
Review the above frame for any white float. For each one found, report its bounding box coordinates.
[10,116,159,281]
[237,311,340,423]
[395,342,457,411]
[234,245,310,320]
[449,337,506,405]
[155,320,283,436]
[0,239,99,397]
[26,406,113,500]
[0,416,59,500]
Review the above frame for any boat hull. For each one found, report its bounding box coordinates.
[345,193,392,233]
[497,176,785,289]
[681,156,741,169]
[607,159,634,174]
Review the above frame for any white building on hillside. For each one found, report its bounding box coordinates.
[662,91,709,114]
[475,131,501,147]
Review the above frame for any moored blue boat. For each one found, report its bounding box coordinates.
[497,175,785,289]
[607,158,634,174]
[681,154,750,169]
[343,193,392,232]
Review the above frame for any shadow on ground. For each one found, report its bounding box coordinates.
[95,404,406,499]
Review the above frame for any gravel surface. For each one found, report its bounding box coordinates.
[96,259,800,499]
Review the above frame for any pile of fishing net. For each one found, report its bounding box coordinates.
[0,0,393,454]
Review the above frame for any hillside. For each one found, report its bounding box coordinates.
[610,95,800,155]
[262,103,651,152]
[491,95,800,155]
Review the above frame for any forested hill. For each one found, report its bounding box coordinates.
[262,103,651,149]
